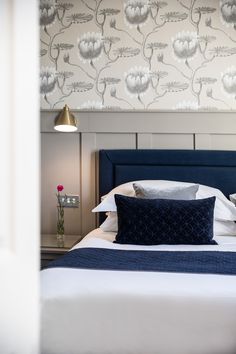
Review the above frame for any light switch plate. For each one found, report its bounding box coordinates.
[59,195,79,208]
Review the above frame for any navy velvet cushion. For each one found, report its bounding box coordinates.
[114,194,217,245]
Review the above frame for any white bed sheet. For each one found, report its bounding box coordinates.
[41,229,236,354]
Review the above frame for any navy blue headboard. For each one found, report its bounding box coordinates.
[99,149,236,200]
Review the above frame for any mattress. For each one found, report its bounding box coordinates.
[41,229,236,354]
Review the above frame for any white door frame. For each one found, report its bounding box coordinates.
[0,0,39,353]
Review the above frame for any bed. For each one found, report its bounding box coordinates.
[41,149,236,354]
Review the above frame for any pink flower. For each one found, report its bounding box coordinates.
[56,185,65,239]
[57,185,64,192]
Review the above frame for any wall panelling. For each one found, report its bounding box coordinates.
[41,110,236,236]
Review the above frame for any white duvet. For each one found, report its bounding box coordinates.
[41,229,236,354]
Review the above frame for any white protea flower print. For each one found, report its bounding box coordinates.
[124,0,149,27]
[220,0,236,28]
[221,67,236,97]
[173,101,199,111]
[79,101,103,110]
[78,32,103,62]
[40,67,57,95]
[40,0,56,27]
[125,67,150,96]
[172,32,198,61]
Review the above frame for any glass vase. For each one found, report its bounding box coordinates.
[56,233,65,248]
[57,206,65,247]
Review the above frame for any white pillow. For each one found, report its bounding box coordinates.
[133,182,199,200]
[214,220,236,236]
[93,180,197,212]
[93,180,236,222]
[100,212,118,232]
[197,184,236,221]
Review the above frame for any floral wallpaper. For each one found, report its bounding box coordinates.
[40,0,236,111]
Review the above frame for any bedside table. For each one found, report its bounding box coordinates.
[41,234,82,269]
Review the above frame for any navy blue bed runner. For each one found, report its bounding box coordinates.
[45,247,236,276]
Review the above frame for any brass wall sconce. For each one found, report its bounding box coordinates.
[54,104,77,132]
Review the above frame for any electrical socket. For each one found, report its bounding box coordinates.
[59,195,79,208]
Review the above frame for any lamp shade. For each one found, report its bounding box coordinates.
[54,104,77,132]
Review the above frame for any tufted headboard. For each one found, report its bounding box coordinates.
[99,149,236,201]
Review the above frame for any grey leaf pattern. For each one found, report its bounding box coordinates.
[195,77,217,85]
[209,46,236,56]
[161,81,189,92]
[99,77,121,85]
[56,3,74,11]
[194,7,216,15]
[40,0,236,110]
[99,8,120,16]
[53,43,74,50]
[67,81,93,92]
[160,12,188,22]
[146,42,168,49]
[66,13,93,23]
[113,47,140,57]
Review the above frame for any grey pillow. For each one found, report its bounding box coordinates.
[133,183,199,200]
